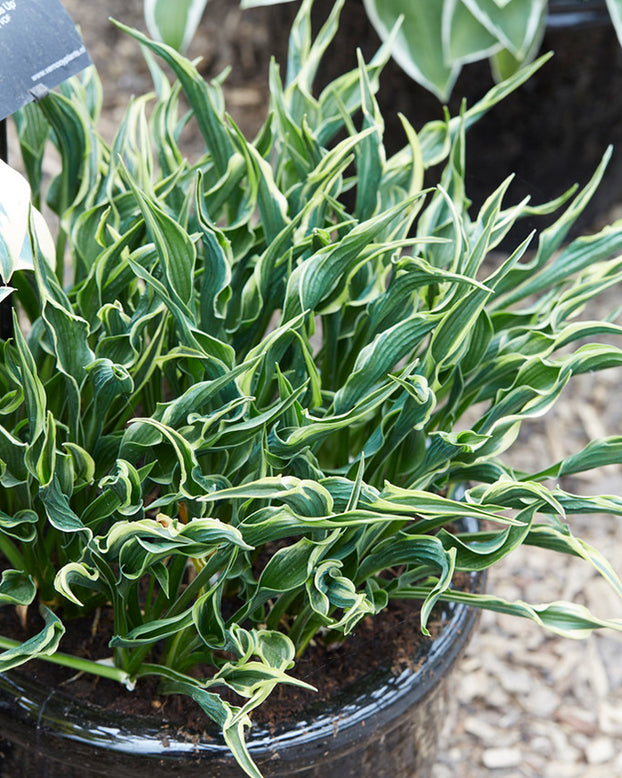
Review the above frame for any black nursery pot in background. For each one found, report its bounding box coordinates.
[271,0,622,239]
[450,0,622,238]
[0,571,484,778]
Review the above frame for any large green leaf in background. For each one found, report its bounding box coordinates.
[144,0,210,52]
[443,0,503,68]
[362,0,548,99]
[363,0,459,100]
[461,0,547,59]
[607,0,622,45]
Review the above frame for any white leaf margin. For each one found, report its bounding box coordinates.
[0,160,55,285]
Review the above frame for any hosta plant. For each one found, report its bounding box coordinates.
[243,0,622,99]
[3,2,622,775]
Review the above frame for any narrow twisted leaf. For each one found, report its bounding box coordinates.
[114,20,234,175]
[400,587,622,639]
[0,607,64,672]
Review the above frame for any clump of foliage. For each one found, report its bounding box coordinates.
[2,2,622,775]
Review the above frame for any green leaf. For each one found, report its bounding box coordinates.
[358,533,455,634]
[526,524,622,599]
[144,0,209,52]
[444,0,501,67]
[13,101,50,203]
[114,21,234,176]
[460,0,547,59]
[285,0,345,95]
[258,537,324,592]
[161,678,262,778]
[438,503,536,570]
[334,316,438,414]
[354,50,385,220]
[194,173,233,331]
[99,517,251,580]
[111,610,194,647]
[201,475,334,516]
[12,312,46,443]
[0,427,29,488]
[0,509,38,542]
[228,121,289,243]
[283,166,420,320]
[37,90,93,217]
[32,228,95,385]
[54,562,102,607]
[127,417,226,498]
[35,411,57,488]
[363,0,459,100]
[0,570,36,606]
[403,587,622,639]
[0,606,64,672]
[607,0,622,48]
[96,459,145,519]
[125,171,196,307]
[530,437,622,481]
[40,476,92,538]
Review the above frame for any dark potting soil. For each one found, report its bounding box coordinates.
[0,589,461,735]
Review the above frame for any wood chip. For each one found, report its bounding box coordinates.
[481,747,522,769]
[587,638,611,698]
[555,705,598,735]
[585,736,616,765]
[598,701,622,736]
[519,686,560,718]
[463,716,519,747]
[576,402,609,442]
[497,666,533,695]
[541,761,583,778]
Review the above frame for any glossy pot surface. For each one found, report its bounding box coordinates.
[549,0,609,28]
[0,572,484,778]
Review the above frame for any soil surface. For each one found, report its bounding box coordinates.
[0,593,442,731]
[5,1,622,775]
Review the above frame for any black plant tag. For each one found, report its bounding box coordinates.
[0,0,91,121]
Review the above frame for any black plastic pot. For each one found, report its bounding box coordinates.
[548,1,609,29]
[0,572,484,778]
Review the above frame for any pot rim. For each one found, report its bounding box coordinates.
[548,0,610,28]
[0,568,485,764]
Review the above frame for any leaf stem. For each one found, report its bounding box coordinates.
[0,637,134,687]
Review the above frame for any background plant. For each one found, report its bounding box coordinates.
[242,0,622,99]
[2,2,622,776]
